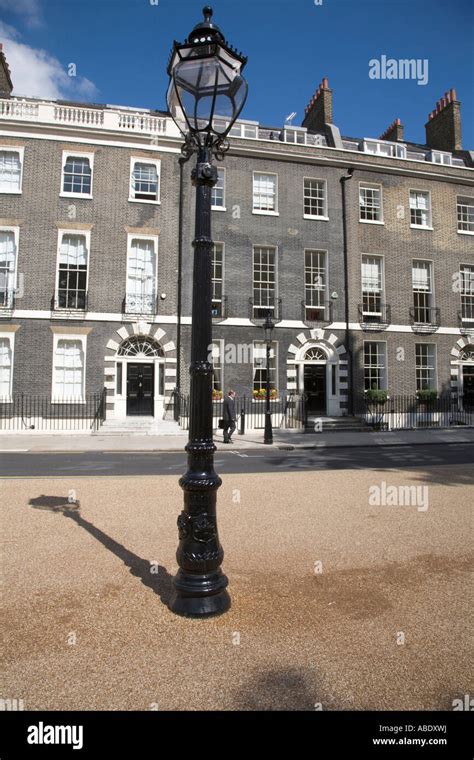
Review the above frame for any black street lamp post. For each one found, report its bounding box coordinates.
[166,7,248,616]
[263,312,275,445]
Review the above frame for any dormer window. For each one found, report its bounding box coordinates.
[284,128,306,145]
[429,150,452,166]
[361,139,407,159]
[228,122,258,139]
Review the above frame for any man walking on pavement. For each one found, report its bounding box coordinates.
[223,389,237,443]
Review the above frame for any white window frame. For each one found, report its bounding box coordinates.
[252,245,278,318]
[457,196,474,235]
[359,182,384,224]
[252,171,279,216]
[128,157,161,204]
[303,178,328,220]
[51,333,87,403]
[125,233,159,314]
[0,331,15,401]
[55,229,91,311]
[361,255,385,315]
[60,150,94,199]
[363,340,388,391]
[409,189,433,230]
[429,150,452,166]
[227,121,259,139]
[252,340,278,395]
[211,167,226,211]
[0,225,20,307]
[284,128,306,145]
[210,338,224,393]
[304,249,328,318]
[412,259,435,321]
[211,241,224,316]
[0,146,24,194]
[415,343,437,392]
[362,139,407,159]
[459,263,474,322]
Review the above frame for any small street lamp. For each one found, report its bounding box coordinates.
[262,312,275,445]
[166,7,248,616]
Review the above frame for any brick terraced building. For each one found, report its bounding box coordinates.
[0,46,473,432]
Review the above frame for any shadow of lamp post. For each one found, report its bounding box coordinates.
[166,6,248,616]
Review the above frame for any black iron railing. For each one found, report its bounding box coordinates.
[458,308,474,335]
[51,291,88,314]
[122,293,158,316]
[358,303,391,330]
[409,306,441,333]
[248,297,282,324]
[301,300,334,326]
[0,389,107,432]
[354,392,473,430]
[175,392,306,431]
[212,295,228,321]
[0,288,15,313]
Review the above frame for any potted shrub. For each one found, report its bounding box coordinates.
[365,389,389,405]
[212,389,223,401]
[416,389,438,404]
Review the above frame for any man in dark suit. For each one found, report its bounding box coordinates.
[222,389,237,443]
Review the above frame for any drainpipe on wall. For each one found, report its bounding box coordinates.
[340,168,354,416]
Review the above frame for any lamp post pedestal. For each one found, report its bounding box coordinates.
[169,147,230,617]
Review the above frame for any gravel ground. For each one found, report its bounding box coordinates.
[1,464,473,711]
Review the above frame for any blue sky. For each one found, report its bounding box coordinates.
[0,0,473,146]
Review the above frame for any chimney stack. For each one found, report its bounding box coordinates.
[302,77,333,132]
[425,89,462,152]
[379,118,404,143]
[0,43,13,96]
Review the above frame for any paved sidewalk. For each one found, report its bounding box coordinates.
[0,426,473,452]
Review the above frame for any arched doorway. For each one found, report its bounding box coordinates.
[116,335,165,417]
[460,345,474,409]
[302,346,329,414]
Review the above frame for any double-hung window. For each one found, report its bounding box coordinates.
[253,341,277,393]
[460,264,474,321]
[56,232,89,310]
[361,256,383,315]
[253,172,278,214]
[125,235,158,315]
[52,337,86,402]
[457,197,474,234]
[0,148,23,193]
[412,261,433,323]
[0,336,13,400]
[304,250,327,321]
[253,246,276,319]
[304,179,327,219]
[410,190,432,228]
[364,342,387,391]
[359,184,382,222]
[129,158,160,202]
[210,339,224,393]
[211,168,225,210]
[212,243,224,317]
[61,151,93,197]
[415,344,437,391]
[0,229,18,309]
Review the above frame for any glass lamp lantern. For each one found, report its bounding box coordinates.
[167,6,248,145]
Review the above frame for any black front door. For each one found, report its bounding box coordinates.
[304,365,326,414]
[463,366,474,409]
[127,363,154,416]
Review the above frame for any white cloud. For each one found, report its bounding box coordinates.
[0,23,99,100]
[0,0,43,29]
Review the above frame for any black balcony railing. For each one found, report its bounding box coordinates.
[248,297,282,324]
[51,291,88,315]
[358,303,391,331]
[409,306,441,333]
[122,293,158,316]
[301,299,333,326]
[458,308,474,335]
[211,295,228,322]
[0,289,15,314]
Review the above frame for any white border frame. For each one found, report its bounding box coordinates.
[361,253,385,316]
[409,188,433,230]
[414,342,438,392]
[0,330,15,401]
[363,339,388,392]
[51,332,87,403]
[359,181,384,225]
[60,149,94,199]
[55,228,91,311]
[125,232,159,313]
[456,195,474,236]
[252,171,279,216]
[128,156,161,205]
[0,145,24,195]
[0,225,20,302]
[252,244,278,318]
[211,167,226,211]
[303,177,329,220]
